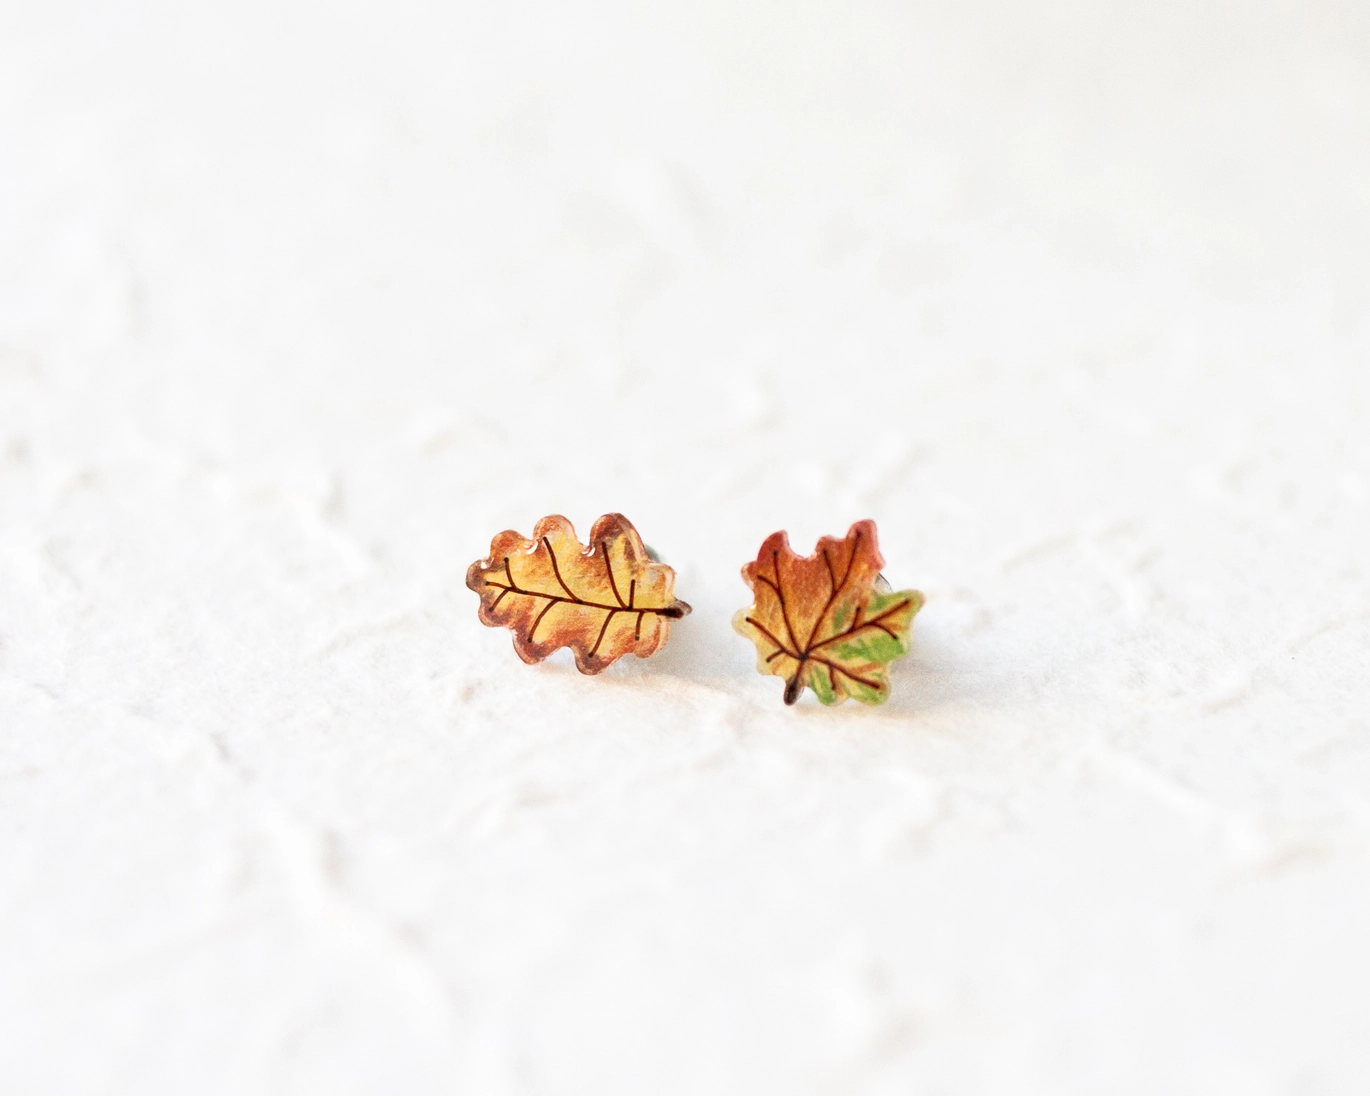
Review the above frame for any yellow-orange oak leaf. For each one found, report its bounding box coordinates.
[733,519,923,705]
[467,513,690,674]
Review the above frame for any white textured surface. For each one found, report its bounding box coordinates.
[2,1,1369,1092]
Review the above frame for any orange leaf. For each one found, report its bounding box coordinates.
[733,520,923,705]
[467,513,690,674]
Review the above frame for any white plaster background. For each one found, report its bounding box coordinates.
[2,1,1369,1092]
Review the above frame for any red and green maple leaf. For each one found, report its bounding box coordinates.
[733,519,922,705]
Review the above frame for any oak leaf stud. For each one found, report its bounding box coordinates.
[467,513,690,674]
[733,520,923,705]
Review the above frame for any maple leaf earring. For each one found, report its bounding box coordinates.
[467,513,691,674]
[733,520,923,706]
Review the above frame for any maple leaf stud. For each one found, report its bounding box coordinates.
[733,520,924,706]
[467,513,690,674]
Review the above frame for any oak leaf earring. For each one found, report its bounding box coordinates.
[467,513,690,674]
[733,519,923,706]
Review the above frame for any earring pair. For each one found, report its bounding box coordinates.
[466,513,923,707]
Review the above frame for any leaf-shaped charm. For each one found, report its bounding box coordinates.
[733,520,923,705]
[467,513,691,674]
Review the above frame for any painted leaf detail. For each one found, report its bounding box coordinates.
[733,519,923,706]
[467,513,690,674]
